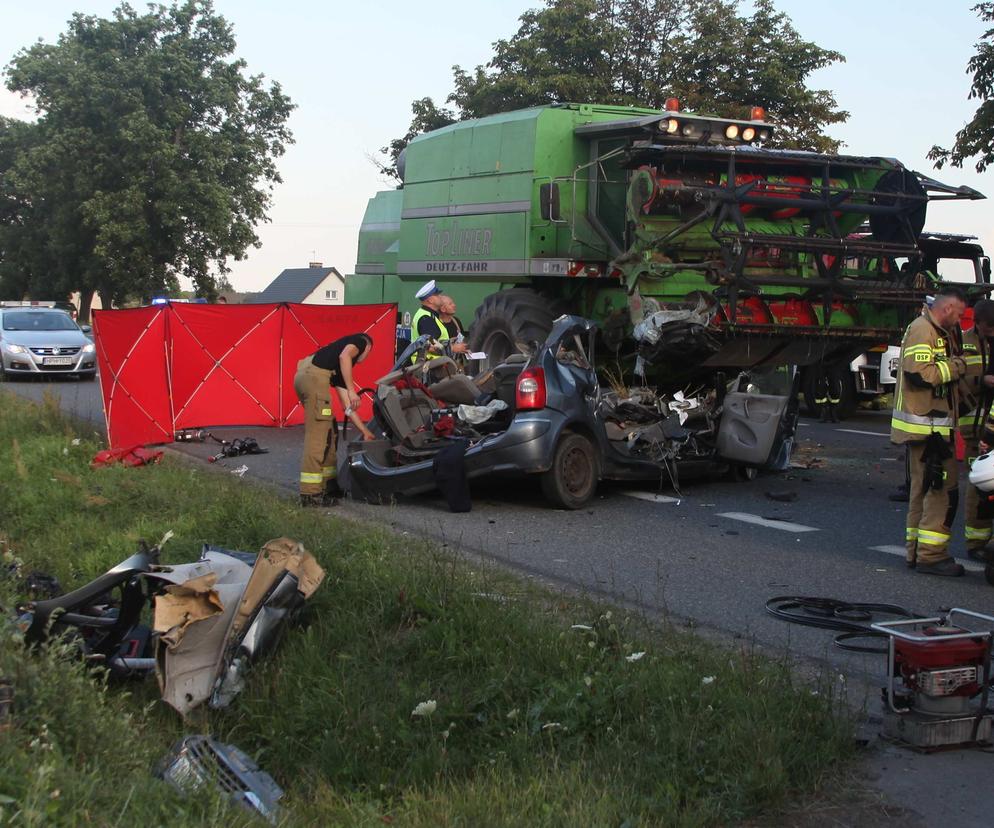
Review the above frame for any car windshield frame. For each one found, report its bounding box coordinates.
[2,311,80,332]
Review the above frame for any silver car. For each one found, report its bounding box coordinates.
[0,306,96,379]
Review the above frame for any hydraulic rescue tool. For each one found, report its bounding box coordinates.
[872,609,994,750]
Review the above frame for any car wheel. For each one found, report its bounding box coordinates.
[986,564,994,588]
[540,431,598,509]
[468,288,565,372]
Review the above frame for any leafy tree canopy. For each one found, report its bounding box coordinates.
[930,2,994,172]
[380,0,847,180]
[0,1,294,310]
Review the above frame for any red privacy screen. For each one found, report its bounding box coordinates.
[93,302,395,449]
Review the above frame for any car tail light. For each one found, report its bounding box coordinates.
[515,367,547,410]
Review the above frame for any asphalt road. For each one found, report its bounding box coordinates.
[7,373,994,825]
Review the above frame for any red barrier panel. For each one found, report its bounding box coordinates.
[94,306,173,448]
[94,303,396,449]
[280,303,395,425]
[170,303,284,429]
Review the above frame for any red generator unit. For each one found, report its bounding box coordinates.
[873,609,994,749]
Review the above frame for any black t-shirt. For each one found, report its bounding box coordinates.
[312,334,369,387]
[442,316,465,338]
[417,311,444,338]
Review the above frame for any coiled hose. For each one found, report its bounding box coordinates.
[765,596,919,653]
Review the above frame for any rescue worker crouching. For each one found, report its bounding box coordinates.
[294,333,376,507]
[958,299,994,560]
[890,287,969,576]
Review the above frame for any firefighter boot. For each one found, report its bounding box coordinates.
[916,558,965,577]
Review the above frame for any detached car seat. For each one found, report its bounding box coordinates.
[376,384,437,446]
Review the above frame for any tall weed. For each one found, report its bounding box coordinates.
[0,391,854,826]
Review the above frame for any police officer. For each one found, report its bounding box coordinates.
[411,281,468,361]
[891,287,968,575]
[960,299,994,558]
[294,333,376,507]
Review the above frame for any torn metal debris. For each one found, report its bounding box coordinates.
[156,735,284,824]
[17,537,324,717]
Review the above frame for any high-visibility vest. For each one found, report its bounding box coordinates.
[411,307,448,362]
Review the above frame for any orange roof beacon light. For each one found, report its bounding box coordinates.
[750,106,766,122]
[664,97,680,112]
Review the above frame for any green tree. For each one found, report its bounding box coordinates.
[929,2,994,172]
[381,0,847,177]
[0,1,293,315]
[663,0,847,152]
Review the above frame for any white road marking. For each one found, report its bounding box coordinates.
[718,512,819,533]
[836,428,888,437]
[620,490,681,504]
[870,544,908,556]
[869,545,985,573]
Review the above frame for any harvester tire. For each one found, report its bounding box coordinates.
[468,288,564,370]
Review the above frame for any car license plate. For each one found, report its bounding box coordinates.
[43,357,73,366]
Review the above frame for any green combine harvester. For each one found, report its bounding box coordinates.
[347,101,986,396]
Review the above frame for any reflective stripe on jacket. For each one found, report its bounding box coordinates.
[890,311,965,444]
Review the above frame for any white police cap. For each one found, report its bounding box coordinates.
[415,280,441,301]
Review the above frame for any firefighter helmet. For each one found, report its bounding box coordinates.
[969,452,994,492]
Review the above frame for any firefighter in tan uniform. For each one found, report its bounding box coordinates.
[958,300,994,559]
[294,333,376,506]
[890,288,968,576]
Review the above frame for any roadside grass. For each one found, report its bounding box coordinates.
[0,389,856,826]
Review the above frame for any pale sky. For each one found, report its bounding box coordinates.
[1,0,992,292]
